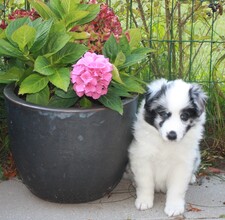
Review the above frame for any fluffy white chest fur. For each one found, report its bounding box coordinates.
[128,79,207,217]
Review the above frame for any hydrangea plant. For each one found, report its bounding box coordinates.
[0,0,154,114]
[71,3,122,53]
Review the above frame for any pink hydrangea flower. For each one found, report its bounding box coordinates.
[71,52,113,99]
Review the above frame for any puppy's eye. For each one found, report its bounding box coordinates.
[180,112,190,121]
[158,111,170,119]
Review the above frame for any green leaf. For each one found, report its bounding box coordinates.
[60,0,80,14]
[65,11,90,30]
[30,19,54,53]
[19,74,49,95]
[128,28,142,50]
[114,51,126,67]
[26,85,50,106]
[80,96,92,108]
[0,67,23,83]
[34,56,55,76]
[5,17,30,43]
[0,39,24,58]
[122,75,145,94]
[49,0,80,18]
[112,64,123,84]
[119,35,131,56]
[48,0,65,18]
[48,68,70,91]
[48,95,77,108]
[118,47,154,69]
[69,31,90,40]
[11,25,36,51]
[55,87,77,99]
[103,34,119,63]
[52,42,87,64]
[0,29,4,38]
[117,48,153,69]
[99,89,123,114]
[76,4,100,25]
[51,21,67,33]
[118,54,148,69]
[132,47,155,55]
[28,0,57,19]
[42,29,71,56]
[110,82,132,97]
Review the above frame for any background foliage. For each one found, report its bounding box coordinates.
[0,0,224,179]
[110,0,225,167]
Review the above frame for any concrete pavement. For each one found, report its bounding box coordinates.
[0,174,225,220]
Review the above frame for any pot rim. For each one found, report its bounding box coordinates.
[4,84,138,113]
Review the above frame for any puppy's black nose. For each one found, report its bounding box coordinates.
[167,131,177,140]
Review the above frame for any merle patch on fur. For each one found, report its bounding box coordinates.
[144,84,168,128]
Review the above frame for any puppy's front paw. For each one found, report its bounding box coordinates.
[164,200,185,216]
[135,197,153,211]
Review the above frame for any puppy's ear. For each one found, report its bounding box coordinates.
[144,78,168,111]
[145,78,167,101]
[144,91,152,113]
[146,78,167,97]
[189,84,207,116]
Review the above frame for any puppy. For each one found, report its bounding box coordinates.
[128,79,207,217]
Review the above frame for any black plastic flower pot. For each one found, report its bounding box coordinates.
[4,84,138,203]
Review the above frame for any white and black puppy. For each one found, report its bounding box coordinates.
[128,78,207,217]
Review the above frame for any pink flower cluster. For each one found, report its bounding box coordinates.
[71,3,122,53]
[71,52,113,99]
[8,9,40,21]
[0,9,40,30]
